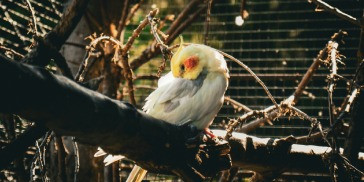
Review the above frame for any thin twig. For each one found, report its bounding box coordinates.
[75,51,102,82]
[55,136,67,181]
[166,6,206,45]
[204,0,213,45]
[125,0,143,26]
[224,96,252,112]
[345,88,359,112]
[158,14,175,31]
[293,31,347,104]
[116,0,130,40]
[118,9,159,106]
[72,137,79,182]
[225,109,267,139]
[129,1,205,70]
[225,101,320,138]
[133,74,159,80]
[0,45,24,58]
[148,10,172,77]
[88,35,123,50]
[165,0,202,36]
[24,0,39,36]
[293,47,326,104]
[237,31,348,134]
[120,54,136,105]
[309,0,363,28]
[169,43,279,109]
[30,131,52,181]
[217,51,279,109]
[78,34,123,82]
[123,9,158,55]
[327,40,339,125]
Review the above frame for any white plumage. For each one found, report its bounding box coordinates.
[96,44,229,181]
[143,44,229,129]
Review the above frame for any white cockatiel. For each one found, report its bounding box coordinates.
[95,43,229,182]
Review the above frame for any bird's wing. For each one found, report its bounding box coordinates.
[143,71,206,123]
[143,71,227,128]
[143,72,205,113]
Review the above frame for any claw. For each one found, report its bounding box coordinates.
[204,128,216,139]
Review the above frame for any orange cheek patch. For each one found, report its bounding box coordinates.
[184,56,198,70]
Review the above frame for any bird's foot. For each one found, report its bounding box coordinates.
[203,128,216,139]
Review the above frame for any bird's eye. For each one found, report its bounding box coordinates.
[180,64,185,71]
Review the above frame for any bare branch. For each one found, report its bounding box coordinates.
[75,51,102,82]
[345,88,359,112]
[123,9,158,55]
[224,96,253,113]
[24,0,39,36]
[22,0,90,67]
[4,56,364,180]
[147,10,172,77]
[0,45,24,59]
[129,1,205,70]
[217,50,279,109]
[117,9,159,105]
[133,74,159,80]
[309,0,363,28]
[116,0,130,39]
[119,54,136,105]
[165,0,202,36]
[125,1,143,26]
[55,135,67,181]
[203,0,213,45]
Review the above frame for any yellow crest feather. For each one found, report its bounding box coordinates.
[171,36,185,77]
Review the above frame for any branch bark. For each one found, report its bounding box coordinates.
[3,49,364,181]
[0,55,230,181]
[212,130,364,175]
[309,0,363,28]
[344,10,364,163]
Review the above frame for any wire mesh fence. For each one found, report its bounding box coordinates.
[0,0,362,181]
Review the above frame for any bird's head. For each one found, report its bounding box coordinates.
[171,43,228,80]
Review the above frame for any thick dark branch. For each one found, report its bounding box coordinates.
[212,130,364,175]
[2,56,364,179]
[0,55,230,181]
[344,11,364,163]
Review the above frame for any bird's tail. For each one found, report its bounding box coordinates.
[126,165,147,182]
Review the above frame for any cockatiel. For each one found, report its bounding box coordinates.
[95,43,229,182]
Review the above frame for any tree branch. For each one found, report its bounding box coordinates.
[129,1,205,70]
[22,0,90,68]
[2,56,364,180]
[0,124,47,169]
[236,31,346,133]
[309,0,363,28]
[0,55,230,181]
[212,130,364,175]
